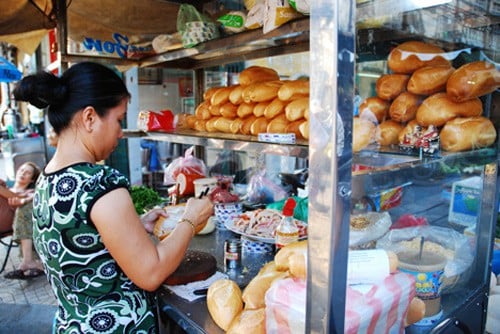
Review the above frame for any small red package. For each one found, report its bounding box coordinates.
[138,109,174,132]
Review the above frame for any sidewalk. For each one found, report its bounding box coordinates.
[0,235,57,333]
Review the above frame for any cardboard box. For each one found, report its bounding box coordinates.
[449,176,482,227]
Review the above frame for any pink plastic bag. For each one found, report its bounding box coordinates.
[163,146,207,185]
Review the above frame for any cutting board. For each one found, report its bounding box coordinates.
[164,250,217,285]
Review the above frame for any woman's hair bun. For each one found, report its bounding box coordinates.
[14,71,67,109]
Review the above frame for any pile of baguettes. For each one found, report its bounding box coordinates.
[181,66,310,139]
[354,40,499,152]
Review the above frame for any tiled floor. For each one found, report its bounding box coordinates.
[0,235,57,333]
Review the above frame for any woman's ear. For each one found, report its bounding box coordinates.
[81,106,97,132]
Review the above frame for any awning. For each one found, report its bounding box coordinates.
[0,0,56,54]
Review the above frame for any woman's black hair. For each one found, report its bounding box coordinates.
[13,62,130,134]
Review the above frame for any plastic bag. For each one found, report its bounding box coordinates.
[177,4,219,48]
[247,169,288,204]
[137,110,174,132]
[163,146,207,185]
[376,225,474,292]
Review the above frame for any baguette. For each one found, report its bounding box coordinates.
[207,279,243,331]
[353,117,376,152]
[203,86,222,101]
[230,118,244,134]
[376,120,405,146]
[440,116,497,152]
[227,308,266,334]
[266,113,289,133]
[253,101,270,117]
[285,119,306,138]
[195,101,212,120]
[387,41,450,74]
[407,65,455,96]
[264,97,287,119]
[278,79,310,101]
[358,96,390,124]
[389,92,423,123]
[250,116,269,135]
[240,115,258,135]
[242,262,288,309]
[237,102,256,118]
[220,102,238,119]
[275,240,307,272]
[238,66,280,86]
[209,104,221,117]
[299,120,309,139]
[285,97,309,122]
[415,92,483,127]
[375,74,410,101]
[211,86,234,106]
[242,80,284,103]
[229,84,244,105]
[193,119,207,132]
[205,117,220,132]
[446,61,500,102]
[214,117,234,133]
[186,114,198,129]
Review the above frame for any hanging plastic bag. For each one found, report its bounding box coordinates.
[247,168,288,204]
[177,4,220,48]
[163,146,207,186]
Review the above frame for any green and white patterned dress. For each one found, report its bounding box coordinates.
[33,163,157,334]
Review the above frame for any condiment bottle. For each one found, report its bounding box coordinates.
[275,197,299,250]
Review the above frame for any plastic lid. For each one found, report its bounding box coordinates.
[282,197,296,217]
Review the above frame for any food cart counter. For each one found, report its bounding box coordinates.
[156,227,274,334]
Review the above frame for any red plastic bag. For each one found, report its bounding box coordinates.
[138,109,174,132]
[163,146,207,189]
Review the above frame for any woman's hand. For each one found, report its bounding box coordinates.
[141,207,168,233]
[8,196,28,208]
[181,197,214,229]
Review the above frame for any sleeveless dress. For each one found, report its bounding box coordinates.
[32,163,157,334]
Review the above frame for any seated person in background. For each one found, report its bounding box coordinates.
[3,162,43,279]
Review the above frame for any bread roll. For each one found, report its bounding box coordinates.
[242,262,288,309]
[278,79,310,101]
[299,120,309,139]
[407,65,455,95]
[387,41,450,74]
[376,120,405,146]
[211,86,234,106]
[375,74,410,101]
[195,101,211,120]
[250,116,269,135]
[205,117,220,132]
[238,66,280,86]
[440,116,497,152]
[405,297,426,327]
[275,240,307,272]
[186,114,197,129]
[264,97,287,119]
[358,97,390,124]
[229,84,244,105]
[389,92,423,123]
[220,102,238,119]
[288,253,307,279]
[214,117,234,133]
[193,119,207,132]
[242,80,284,103]
[253,101,270,117]
[416,92,483,127]
[207,279,243,331]
[227,308,266,334]
[209,104,221,117]
[203,86,222,100]
[267,114,289,133]
[237,102,256,118]
[240,115,257,135]
[285,119,306,138]
[446,61,500,102]
[353,117,376,152]
[285,97,309,122]
[230,118,244,134]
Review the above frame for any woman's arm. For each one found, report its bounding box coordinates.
[91,188,213,291]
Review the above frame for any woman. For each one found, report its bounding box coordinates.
[14,62,213,333]
[3,161,43,279]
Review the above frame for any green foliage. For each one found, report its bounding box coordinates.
[130,185,164,215]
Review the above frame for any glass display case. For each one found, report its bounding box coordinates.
[53,0,499,332]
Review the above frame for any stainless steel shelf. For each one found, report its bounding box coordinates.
[123,129,309,158]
